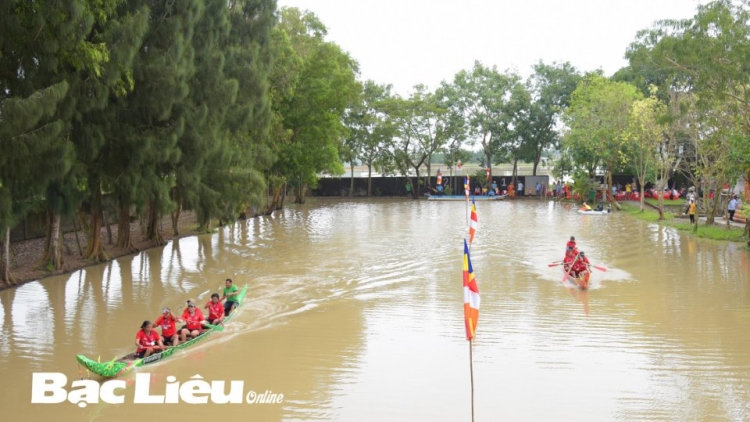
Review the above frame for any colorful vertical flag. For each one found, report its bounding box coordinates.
[485,167,491,181]
[464,175,470,201]
[463,239,480,340]
[437,168,442,186]
[469,200,478,244]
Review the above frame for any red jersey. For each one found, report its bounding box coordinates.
[181,309,205,330]
[206,302,223,321]
[155,314,177,337]
[135,329,160,353]
[573,256,590,273]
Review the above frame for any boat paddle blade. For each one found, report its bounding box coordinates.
[592,265,607,272]
[548,262,561,267]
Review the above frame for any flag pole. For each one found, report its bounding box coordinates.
[469,338,475,422]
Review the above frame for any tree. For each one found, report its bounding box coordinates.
[626,86,665,212]
[629,0,750,226]
[268,8,359,207]
[344,81,395,197]
[449,62,523,181]
[563,74,642,208]
[0,84,69,286]
[521,61,581,175]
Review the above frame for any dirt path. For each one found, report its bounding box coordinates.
[6,210,203,288]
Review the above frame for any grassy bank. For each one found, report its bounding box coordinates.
[620,203,747,242]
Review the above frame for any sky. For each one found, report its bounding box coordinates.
[276,0,706,95]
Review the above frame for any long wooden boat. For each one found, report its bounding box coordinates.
[76,284,248,378]
[425,194,507,201]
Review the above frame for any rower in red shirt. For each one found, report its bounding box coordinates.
[135,320,165,359]
[180,299,208,342]
[204,293,225,326]
[155,308,179,346]
[571,251,591,277]
[563,245,578,273]
[566,236,577,251]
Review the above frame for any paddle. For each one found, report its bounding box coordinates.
[591,264,607,272]
[562,254,579,282]
[548,261,564,267]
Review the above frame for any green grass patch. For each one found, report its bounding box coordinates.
[665,221,746,241]
[644,197,686,206]
[621,202,673,221]
[620,203,747,242]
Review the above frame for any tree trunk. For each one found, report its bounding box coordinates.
[266,185,283,215]
[367,166,373,197]
[103,209,113,245]
[116,196,135,250]
[297,184,307,204]
[638,176,646,211]
[71,215,83,256]
[349,162,355,197]
[170,187,181,236]
[608,171,621,211]
[278,183,286,210]
[705,184,722,225]
[656,175,665,220]
[83,179,108,262]
[533,144,542,176]
[146,201,165,246]
[0,227,16,287]
[39,209,64,271]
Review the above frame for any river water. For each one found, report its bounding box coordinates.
[1,198,749,421]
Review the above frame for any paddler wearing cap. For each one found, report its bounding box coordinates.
[179,299,208,342]
[155,307,179,347]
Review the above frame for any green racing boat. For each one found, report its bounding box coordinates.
[76,284,248,378]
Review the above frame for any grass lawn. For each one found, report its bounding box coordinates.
[621,203,747,242]
[643,197,687,206]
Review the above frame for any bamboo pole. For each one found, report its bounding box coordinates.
[469,339,475,422]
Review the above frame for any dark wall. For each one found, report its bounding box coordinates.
[312,175,537,197]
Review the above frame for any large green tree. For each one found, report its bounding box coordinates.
[563,74,641,207]
[521,61,581,175]
[449,62,523,181]
[268,7,359,208]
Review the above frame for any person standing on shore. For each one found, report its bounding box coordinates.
[688,199,696,224]
[728,195,738,221]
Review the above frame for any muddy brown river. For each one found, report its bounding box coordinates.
[1,198,749,421]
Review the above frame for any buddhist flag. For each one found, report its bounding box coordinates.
[463,239,480,340]
[464,175,470,200]
[469,200,478,244]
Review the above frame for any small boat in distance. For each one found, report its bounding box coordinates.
[425,194,507,201]
[577,209,610,215]
[76,284,248,378]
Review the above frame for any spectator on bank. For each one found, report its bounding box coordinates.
[536,182,542,196]
[518,181,524,196]
[728,195,738,221]
[688,199,696,224]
